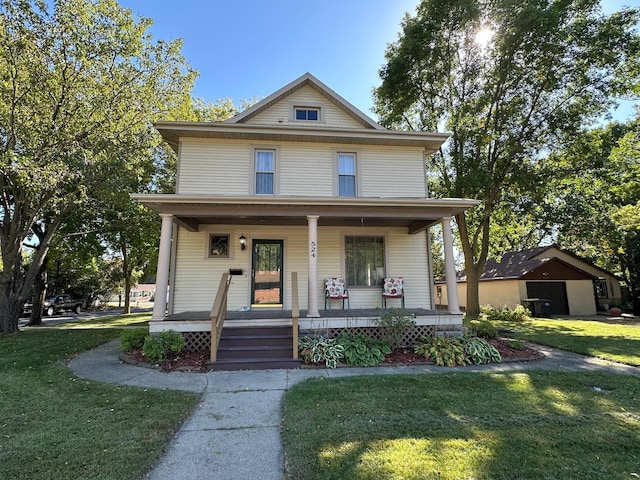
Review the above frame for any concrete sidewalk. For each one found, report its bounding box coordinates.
[68,340,639,480]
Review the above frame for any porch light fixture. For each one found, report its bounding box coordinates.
[239,234,247,251]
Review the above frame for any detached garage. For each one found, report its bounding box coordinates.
[437,246,622,316]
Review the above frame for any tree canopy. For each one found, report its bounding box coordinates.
[0,0,196,332]
[374,0,640,315]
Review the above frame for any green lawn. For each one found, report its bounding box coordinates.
[52,311,150,328]
[282,372,640,479]
[0,317,199,480]
[492,317,640,366]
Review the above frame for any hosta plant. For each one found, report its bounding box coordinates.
[462,337,501,364]
[299,336,345,368]
[414,335,467,367]
[336,333,392,366]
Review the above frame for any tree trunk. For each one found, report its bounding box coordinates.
[465,268,481,317]
[28,254,48,326]
[122,240,131,314]
[456,212,491,318]
[0,248,27,333]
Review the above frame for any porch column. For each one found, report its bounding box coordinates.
[441,216,461,314]
[307,215,320,317]
[151,214,173,321]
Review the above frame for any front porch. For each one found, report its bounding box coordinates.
[151,307,464,353]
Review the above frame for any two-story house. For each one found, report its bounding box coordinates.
[133,73,479,367]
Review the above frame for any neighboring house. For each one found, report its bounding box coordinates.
[437,246,622,316]
[133,73,479,353]
[129,284,156,303]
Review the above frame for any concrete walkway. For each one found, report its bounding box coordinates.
[68,340,639,480]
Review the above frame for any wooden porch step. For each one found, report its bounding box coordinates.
[219,333,293,348]
[221,326,292,336]
[217,344,294,359]
[208,357,302,371]
[210,325,301,371]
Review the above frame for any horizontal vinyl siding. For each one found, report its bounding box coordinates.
[172,226,310,313]
[244,86,365,129]
[171,225,432,313]
[385,230,431,308]
[176,139,429,198]
[361,147,426,197]
[279,144,334,196]
[177,139,250,194]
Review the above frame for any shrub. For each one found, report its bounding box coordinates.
[504,304,531,322]
[120,328,148,352]
[336,333,392,367]
[481,304,530,322]
[299,336,345,368]
[509,339,524,350]
[374,308,416,347]
[480,305,503,321]
[462,337,501,364]
[414,335,467,367]
[142,330,185,364]
[468,319,498,339]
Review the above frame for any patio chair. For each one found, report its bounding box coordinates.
[382,277,405,309]
[325,277,350,310]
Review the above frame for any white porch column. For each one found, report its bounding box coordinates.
[441,216,461,314]
[307,215,320,317]
[151,214,173,321]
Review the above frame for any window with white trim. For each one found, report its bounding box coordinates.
[345,236,385,287]
[337,152,357,197]
[255,149,275,195]
[294,106,320,121]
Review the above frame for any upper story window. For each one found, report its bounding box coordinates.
[337,153,357,197]
[255,149,275,195]
[294,106,320,121]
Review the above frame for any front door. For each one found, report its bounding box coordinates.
[251,240,283,306]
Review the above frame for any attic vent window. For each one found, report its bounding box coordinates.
[295,107,319,121]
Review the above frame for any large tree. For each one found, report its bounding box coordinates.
[374,0,639,316]
[0,0,196,332]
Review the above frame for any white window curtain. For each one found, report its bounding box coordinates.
[338,153,356,197]
[255,150,274,194]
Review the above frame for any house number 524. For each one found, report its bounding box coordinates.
[310,241,317,258]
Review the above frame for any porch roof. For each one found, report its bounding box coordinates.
[131,194,481,233]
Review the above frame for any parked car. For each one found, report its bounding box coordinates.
[23,294,83,316]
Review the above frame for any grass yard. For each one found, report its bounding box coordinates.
[282,372,640,480]
[492,317,640,366]
[0,318,199,480]
[55,311,150,329]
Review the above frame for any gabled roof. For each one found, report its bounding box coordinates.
[473,247,552,281]
[224,72,385,130]
[454,246,613,282]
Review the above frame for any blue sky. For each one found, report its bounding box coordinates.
[119,0,638,122]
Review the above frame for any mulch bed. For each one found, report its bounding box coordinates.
[121,338,543,372]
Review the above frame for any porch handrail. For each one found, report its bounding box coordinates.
[210,273,232,363]
[291,272,299,360]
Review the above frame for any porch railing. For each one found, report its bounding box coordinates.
[291,272,299,360]
[210,273,232,363]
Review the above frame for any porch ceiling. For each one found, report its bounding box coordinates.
[132,194,481,234]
